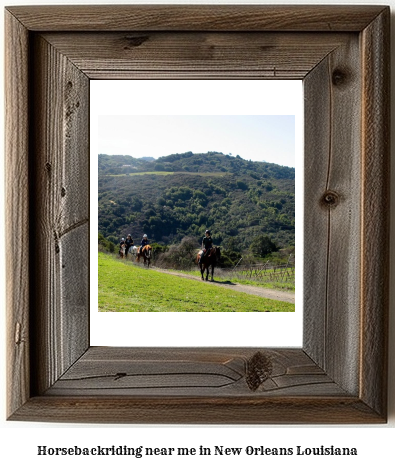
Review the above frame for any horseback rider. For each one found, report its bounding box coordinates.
[119,237,125,257]
[199,230,213,266]
[124,234,134,258]
[139,234,149,253]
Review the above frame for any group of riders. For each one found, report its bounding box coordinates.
[118,229,215,266]
[119,234,149,258]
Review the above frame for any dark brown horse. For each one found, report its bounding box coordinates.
[137,244,152,267]
[197,246,221,281]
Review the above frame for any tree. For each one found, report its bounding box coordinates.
[98,152,295,250]
[98,233,115,253]
[250,235,278,258]
[224,236,240,252]
[236,180,249,190]
[220,249,242,268]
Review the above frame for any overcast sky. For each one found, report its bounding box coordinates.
[98,114,295,167]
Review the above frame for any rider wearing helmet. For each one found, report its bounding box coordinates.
[124,234,134,258]
[140,234,149,249]
[199,230,213,265]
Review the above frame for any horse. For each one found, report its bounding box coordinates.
[197,246,221,281]
[128,245,138,258]
[137,244,152,267]
[119,243,126,258]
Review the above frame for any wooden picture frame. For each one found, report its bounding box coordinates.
[5,5,389,424]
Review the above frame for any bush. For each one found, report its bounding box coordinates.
[151,243,168,256]
[250,235,278,258]
[98,233,115,253]
[156,236,199,269]
[236,180,249,190]
[219,249,242,268]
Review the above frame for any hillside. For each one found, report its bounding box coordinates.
[98,252,294,312]
[98,151,295,252]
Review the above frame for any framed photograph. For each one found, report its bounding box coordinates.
[91,80,301,349]
[5,5,389,423]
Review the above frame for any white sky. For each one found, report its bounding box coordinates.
[98,114,295,167]
[93,80,302,168]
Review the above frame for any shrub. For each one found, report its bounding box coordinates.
[219,249,242,268]
[250,235,278,258]
[98,233,115,253]
[156,236,199,269]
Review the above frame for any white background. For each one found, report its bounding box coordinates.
[1,0,394,469]
[90,79,304,347]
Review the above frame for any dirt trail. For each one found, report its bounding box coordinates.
[152,267,295,304]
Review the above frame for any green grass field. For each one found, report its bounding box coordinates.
[98,252,294,312]
[173,268,295,292]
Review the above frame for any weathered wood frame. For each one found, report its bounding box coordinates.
[5,5,389,423]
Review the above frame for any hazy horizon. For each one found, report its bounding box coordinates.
[98,115,295,168]
[99,149,296,169]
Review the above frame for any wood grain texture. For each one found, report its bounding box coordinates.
[59,225,90,368]
[303,56,331,370]
[304,36,362,395]
[5,5,389,424]
[360,8,390,417]
[42,31,350,80]
[29,34,90,395]
[9,396,384,425]
[5,5,386,32]
[46,347,344,397]
[5,10,30,418]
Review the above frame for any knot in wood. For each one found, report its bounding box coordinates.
[332,68,348,87]
[246,351,273,391]
[321,190,340,208]
[15,322,22,345]
[114,372,127,381]
[123,35,150,48]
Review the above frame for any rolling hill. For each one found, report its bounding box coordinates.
[98,151,295,252]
